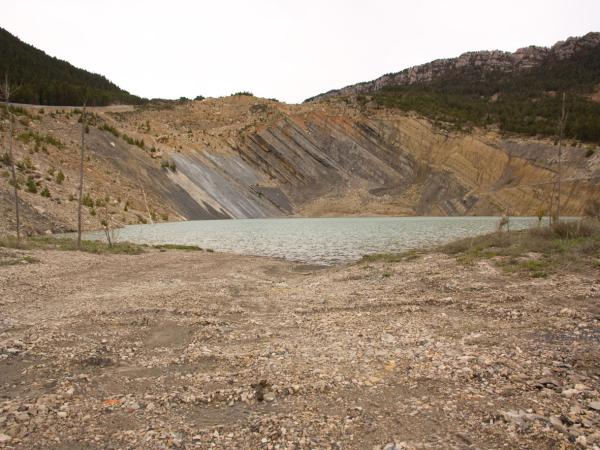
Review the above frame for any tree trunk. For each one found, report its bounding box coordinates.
[556,92,567,222]
[77,104,86,249]
[4,75,20,243]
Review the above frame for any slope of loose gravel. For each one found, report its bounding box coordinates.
[1,249,600,449]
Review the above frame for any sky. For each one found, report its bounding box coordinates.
[3,0,600,104]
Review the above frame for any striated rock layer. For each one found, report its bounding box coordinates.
[1,96,599,234]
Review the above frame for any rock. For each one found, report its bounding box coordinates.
[562,388,580,398]
[536,378,561,389]
[0,434,11,444]
[589,401,600,411]
[549,416,566,433]
[57,411,68,418]
[576,435,587,446]
[13,412,29,422]
[381,333,396,344]
[263,392,275,402]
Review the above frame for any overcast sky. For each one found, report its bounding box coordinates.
[3,0,600,103]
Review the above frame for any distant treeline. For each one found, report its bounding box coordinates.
[371,45,600,144]
[0,27,145,106]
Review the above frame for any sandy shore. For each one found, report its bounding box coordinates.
[1,248,599,449]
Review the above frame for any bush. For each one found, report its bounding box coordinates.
[441,220,600,275]
[232,91,254,97]
[0,153,11,166]
[55,170,65,184]
[18,130,64,149]
[25,176,38,193]
[40,186,51,198]
[82,192,94,208]
[99,123,120,137]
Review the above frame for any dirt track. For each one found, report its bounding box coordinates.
[1,249,600,449]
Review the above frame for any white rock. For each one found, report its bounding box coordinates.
[562,388,579,398]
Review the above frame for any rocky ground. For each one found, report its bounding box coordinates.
[0,248,600,449]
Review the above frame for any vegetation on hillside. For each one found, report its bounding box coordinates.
[362,219,600,277]
[371,45,600,144]
[442,219,600,276]
[0,27,145,106]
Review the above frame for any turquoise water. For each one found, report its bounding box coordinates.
[81,216,547,265]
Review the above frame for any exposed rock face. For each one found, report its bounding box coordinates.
[1,96,599,235]
[308,32,600,101]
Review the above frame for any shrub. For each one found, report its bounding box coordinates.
[99,123,120,137]
[232,91,254,97]
[82,193,94,208]
[40,186,51,198]
[55,170,65,184]
[25,176,38,193]
[18,130,64,149]
[0,153,11,166]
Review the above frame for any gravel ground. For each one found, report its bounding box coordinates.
[1,249,599,449]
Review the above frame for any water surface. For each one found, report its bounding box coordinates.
[82,216,545,265]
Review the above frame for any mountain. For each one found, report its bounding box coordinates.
[0,33,599,236]
[0,27,144,106]
[307,33,600,144]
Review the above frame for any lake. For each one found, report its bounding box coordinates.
[81,216,547,265]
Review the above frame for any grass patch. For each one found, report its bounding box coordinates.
[0,236,145,255]
[18,130,64,150]
[441,220,600,276]
[360,249,421,264]
[0,250,39,266]
[0,236,214,256]
[153,244,203,251]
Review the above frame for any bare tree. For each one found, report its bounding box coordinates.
[2,74,21,243]
[555,92,568,222]
[100,203,113,247]
[77,102,86,249]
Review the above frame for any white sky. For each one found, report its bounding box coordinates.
[3,0,600,103]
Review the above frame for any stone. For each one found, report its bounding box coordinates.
[57,411,68,418]
[588,401,600,411]
[263,392,276,402]
[562,389,580,398]
[14,412,29,422]
[549,416,566,433]
[0,434,11,444]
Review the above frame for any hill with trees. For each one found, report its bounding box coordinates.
[0,27,145,106]
[308,32,600,144]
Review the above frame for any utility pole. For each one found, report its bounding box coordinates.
[556,92,567,222]
[3,74,20,243]
[77,102,86,249]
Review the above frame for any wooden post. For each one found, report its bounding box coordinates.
[3,74,20,243]
[77,103,86,249]
[556,92,567,222]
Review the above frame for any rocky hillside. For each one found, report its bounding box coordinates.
[310,33,600,99]
[1,96,599,235]
[308,33,600,144]
[1,31,600,236]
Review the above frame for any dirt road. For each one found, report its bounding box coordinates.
[1,249,599,448]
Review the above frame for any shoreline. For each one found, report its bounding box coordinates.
[1,227,599,448]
